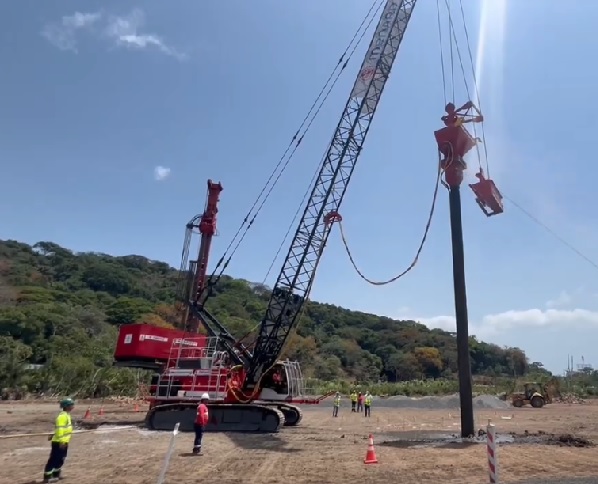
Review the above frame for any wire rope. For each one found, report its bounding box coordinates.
[204,0,387,297]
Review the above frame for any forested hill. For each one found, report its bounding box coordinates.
[0,239,544,396]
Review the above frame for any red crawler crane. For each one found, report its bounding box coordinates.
[114,0,419,434]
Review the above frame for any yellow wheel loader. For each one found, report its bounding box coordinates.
[510,382,554,408]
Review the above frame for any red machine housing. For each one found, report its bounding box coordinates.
[114,324,207,370]
[116,326,328,410]
[434,124,477,188]
[435,125,477,167]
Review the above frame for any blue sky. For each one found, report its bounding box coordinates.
[1,0,597,374]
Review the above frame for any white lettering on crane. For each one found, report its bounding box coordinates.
[139,334,168,343]
[350,0,413,110]
[173,338,199,347]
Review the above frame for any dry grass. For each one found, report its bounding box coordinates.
[1,400,598,484]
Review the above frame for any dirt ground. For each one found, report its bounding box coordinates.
[1,400,597,484]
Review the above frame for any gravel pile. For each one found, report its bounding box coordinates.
[372,393,510,410]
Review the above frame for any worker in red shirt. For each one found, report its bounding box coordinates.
[193,393,210,455]
[357,392,364,413]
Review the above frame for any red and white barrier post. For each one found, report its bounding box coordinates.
[487,419,498,483]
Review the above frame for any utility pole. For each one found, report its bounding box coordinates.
[447,184,475,438]
[435,101,492,438]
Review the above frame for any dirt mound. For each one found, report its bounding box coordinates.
[547,433,595,448]
[511,431,595,448]
[554,393,586,404]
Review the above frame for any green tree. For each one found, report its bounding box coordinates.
[0,239,544,396]
[0,336,32,389]
[105,297,153,325]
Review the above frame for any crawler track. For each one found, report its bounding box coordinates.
[146,402,285,433]
[271,403,303,426]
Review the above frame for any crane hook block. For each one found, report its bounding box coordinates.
[324,211,342,226]
[469,170,504,217]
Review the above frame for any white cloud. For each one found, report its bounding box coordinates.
[41,11,102,52]
[104,9,186,60]
[415,315,457,332]
[411,308,598,338]
[546,290,572,308]
[63,12,102,29]
[154,166,171,181]
[42,9,185,60]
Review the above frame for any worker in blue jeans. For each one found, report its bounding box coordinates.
[364,392,372,417]
[43,398,75,483]
[193,393,210,455]
[332,392,341,417]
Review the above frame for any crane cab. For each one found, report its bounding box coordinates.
[259,360,307,401]
[469,170,504,216]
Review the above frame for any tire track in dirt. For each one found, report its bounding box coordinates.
[247,453,281,483]
[192,447,238,476]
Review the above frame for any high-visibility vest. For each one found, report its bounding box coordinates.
[350,393,357,402]
[365,395,372,406]
[51,411,73,444]
[333,396,341,407]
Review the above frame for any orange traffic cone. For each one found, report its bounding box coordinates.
[364,434,378,464]
[98,406,105,416]
[133,403,140,412]
[83,407,92,420]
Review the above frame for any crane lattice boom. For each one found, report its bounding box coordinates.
[245,0,418,389]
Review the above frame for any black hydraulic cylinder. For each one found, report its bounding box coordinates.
[448,185,475,438]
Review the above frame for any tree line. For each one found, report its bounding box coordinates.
[0,239,547,398]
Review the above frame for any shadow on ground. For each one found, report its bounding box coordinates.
[226,432,302,453]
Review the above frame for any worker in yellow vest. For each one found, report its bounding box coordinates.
[364,392,372,417]
[43,398,75,483]
[350,391,358,412]
[332,392,341,417]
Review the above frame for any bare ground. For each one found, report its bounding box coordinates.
[1,400,598,484]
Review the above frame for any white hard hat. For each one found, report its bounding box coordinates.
[200,393,210,400]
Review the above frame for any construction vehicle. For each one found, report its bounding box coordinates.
[511,382,553,408]
[114,0,502,433]
[113,0,419,433]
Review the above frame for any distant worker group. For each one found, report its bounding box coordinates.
[332,390,372,418]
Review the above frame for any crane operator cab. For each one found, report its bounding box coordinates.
[266,366,287,394]
[259,360,307,401]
